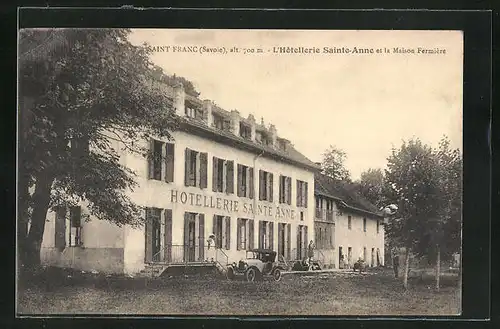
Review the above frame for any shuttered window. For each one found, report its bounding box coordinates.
[296,180,308,207]
[279,175,292,205]
[213,157,234,194]
[184,148,207,188]
[237,164,254,198]
[259,170,274,201]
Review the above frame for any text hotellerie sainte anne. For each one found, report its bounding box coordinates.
[272,46,446,54]
[169,189,297,220]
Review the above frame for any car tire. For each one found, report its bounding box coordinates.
[226,267,235,280]
[273,268,282,282]
[245,267,259,282]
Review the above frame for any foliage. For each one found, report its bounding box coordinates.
[150,65,200,97]
[355,168,386,208]
[19,28,180,266]
[320,145,351,182]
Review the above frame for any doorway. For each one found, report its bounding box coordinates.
[338,246,343,267]
[278,223,286,258]
[371,248,375,267]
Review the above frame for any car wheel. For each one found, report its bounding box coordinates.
[273,268,282,282]
[245,267,258,282]
[226,268,235,280]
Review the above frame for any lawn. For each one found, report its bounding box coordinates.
[17,267,461,316]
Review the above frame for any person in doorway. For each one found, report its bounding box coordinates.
[206,234,216,262]
[392,249,400,278]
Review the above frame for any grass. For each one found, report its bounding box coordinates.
[17,266,461,316]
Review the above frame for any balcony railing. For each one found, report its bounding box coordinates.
[151,244,226,264]
[316,208,335,222]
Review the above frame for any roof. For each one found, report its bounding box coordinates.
[314,173,383,218]
[180,117,320,172]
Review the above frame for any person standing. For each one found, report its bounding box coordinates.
[392,248,400,278]
[206,234,216,262]
[307,240,315,268]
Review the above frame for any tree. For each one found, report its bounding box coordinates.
[320,145,351,181]
[150,65,200,97]
[383,138,441,289]
[431,136,463,291]
[19,28,180,269]
[355,168,385,208]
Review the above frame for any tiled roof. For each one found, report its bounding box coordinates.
[315,173,382,218]
[180,117,320,171]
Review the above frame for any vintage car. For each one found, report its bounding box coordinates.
[291,258,322,271]
[226,249,286,282]
[353,259,367,273]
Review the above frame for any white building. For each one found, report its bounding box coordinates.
[40,82,319,275]
[314,173,385,269]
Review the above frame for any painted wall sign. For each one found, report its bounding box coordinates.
[170,189,296,220]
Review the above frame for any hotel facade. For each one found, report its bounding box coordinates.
[40,82,319,275]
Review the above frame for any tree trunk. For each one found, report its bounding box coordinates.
[403,248,410,290]
[24,169,54,270]
[435,246,441,292]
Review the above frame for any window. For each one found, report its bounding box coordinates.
[240,123,251,140]
[54,207,67,249]
[237,164,254,198]
[296,180,308,207]
[258,170,274,201]
[212,157,234,194]
[213,113,231,131]
[213,215,231,250]
[376,220,380,234]
[348,216,352,230]
[259,221,274,250]
[237,218,254,250]
[148,139,175,182]
[184,148,208,188]
[363,218,367,232]
[69,206,83,246]
[279,175,292,205]
[255,131,263,143]
[185,100,203,119]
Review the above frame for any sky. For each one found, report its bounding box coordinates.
[128,29,463,180]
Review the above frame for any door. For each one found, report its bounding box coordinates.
[348,247,352,266]
[371,248,375,267]
[152,218,161,261]
[338,246,343,268]
[278,223,285,258]
[188,221,196,262]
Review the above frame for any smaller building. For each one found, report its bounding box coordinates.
[314,173,385,269]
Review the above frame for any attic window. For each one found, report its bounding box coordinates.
[256,131,271,146]
[240,123,251,140]
[185,100,203,120]
[213,113,231,132]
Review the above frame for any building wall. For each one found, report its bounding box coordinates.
[334,211,385,269]
[40,204,126,274]
[122,130,316,274]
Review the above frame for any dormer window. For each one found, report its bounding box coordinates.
[255,131,263,143]
[185,100,203,120]
[240,123,251,140]
[213,113,231,132]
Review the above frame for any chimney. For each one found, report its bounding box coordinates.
[173,82,185,117]
[230,110,240,136]
[269,124,277,147]
[248,114,256,141]
[203,100,213,126]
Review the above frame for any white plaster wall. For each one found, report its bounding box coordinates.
[122,130,316,272]
[334,211,385,268]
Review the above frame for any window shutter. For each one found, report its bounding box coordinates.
[269,173,274,202]
[258,221,263,249]
[296,180,301,207]
[226,161,234,194]
[304,226,308,250]
[145,209,153,263]
[249,219,254,250]
[212,157,218,192]
[236,219,241,251]
[278,223,283,256]
[259,170,264,200]
[198,214,205,261]
[287,177,292,205]
[183,212,190,261]
[165,143,175,183]
[184,149,191,187]
[71,206,81,228]
[148,139,155,179]
[212,215,217,245]
[225,216,231,250]
[303,182,307,208]
[269,222,274,250]
[237,165,243,197]
[200,152,208,188]
[54,207,67,250]
[164,209,172,262]
[286,224,291,259]
[249,168,254,199]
